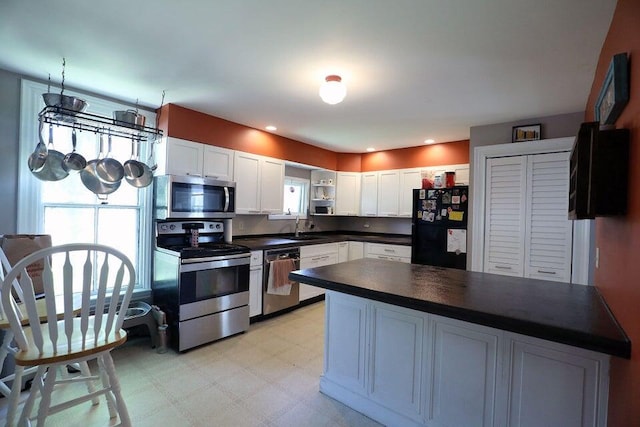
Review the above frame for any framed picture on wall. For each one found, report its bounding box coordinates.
[512,124,541,143]
[595,52,629,125]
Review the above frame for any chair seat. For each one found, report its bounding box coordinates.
[14,317,128,366]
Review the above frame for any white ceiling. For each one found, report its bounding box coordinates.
[0,1,616,153]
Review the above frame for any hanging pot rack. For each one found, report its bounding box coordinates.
[38,106,163,142]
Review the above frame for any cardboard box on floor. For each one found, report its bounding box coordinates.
[0,234,52,295]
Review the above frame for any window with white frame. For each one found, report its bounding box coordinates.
[18,80,155,294]
[283,177,309,217]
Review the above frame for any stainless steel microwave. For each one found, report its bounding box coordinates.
[154,175,236,219]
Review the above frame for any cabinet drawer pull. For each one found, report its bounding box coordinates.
[537,270,556,275]
[383,249,396,253]
[495,265,512,270]
[205,175,220,179]
[186,172,203,177]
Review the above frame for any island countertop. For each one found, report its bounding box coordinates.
[289,258,631,359]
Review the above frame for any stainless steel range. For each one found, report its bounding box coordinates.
[152,220,250,352]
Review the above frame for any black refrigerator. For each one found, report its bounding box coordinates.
[411,186,468,269]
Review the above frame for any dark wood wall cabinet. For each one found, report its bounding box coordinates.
[569,122,630,220]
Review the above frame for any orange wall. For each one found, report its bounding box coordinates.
[160,104,339,170]
[584,0,640,424]
[158,103,469,172]
[361,140,469,172]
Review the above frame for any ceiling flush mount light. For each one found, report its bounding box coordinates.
[319,75,347,105]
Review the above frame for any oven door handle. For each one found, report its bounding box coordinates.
[180,255,250,272]
[224,186,230,212]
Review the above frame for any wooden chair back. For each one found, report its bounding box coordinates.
[0,247,24,323]
[0,243,135,356]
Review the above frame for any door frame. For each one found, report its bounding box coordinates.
[470,137,593,285]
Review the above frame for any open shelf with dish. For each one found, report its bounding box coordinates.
[310,170,336,215]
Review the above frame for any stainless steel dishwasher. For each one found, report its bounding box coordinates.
[263,247,300,315]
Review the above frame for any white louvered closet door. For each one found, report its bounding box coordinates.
[484,156,527,277]
[524,152,573,282]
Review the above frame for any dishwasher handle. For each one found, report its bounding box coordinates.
[265,255,300,264]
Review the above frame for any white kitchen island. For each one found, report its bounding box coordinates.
[290,259,630,427]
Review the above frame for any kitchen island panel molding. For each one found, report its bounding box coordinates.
[427,315,501,427]
[320,290,610,427]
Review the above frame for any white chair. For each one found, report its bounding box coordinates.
[0,243,135,427]
[0,247,29,399]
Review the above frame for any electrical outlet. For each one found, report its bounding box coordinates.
[595,247,599,269]
[237,221,244,231]
[363,223,370,228]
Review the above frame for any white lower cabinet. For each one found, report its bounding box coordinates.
[348,241,364,260]
[299,243,338,301]
[364,243,411,263]
[338,242,349,263]
[369,304,425,422]
[249,250,263,317]
[506,333,609,427]
[324,292,368,393]
[320,291,610,427]
[427,316,500,427]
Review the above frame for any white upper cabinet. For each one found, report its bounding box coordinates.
[377,170,400,216]
[360,172,378,217]
[234,152,261,213]
[156,137,234,181]
[335,172,361,216]
[484,152,572,283]
[234,151,284,214]
[156,137,203,176]
[203,145,234,181]
[398,168,422,217]
[260,157,285,214]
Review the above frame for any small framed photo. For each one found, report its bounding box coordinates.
[512,124,541,143]
[595,52,629,125]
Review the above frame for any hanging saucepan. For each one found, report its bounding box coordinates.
[31,124,69,181]
[80,133,121,196]
[62,127,87,172]
[95,133,124,183]
[125,138,155,188]
[123,137,145,179]
[28,122,48,173]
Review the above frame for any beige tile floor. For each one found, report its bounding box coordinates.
[0,301,382,426]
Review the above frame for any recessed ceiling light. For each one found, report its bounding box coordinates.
[366,147,375,152]
[265,125,277,131]
[424,139,435,144]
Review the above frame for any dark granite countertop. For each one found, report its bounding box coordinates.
[289,258,631,359]
[234,232,411,250]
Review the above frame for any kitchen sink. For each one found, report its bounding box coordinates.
[286,235,323,241]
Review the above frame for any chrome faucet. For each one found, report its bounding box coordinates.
[294,215,300,237]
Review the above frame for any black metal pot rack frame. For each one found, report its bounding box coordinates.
[38,106,163,142]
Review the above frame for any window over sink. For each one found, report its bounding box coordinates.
[269,176,309,220]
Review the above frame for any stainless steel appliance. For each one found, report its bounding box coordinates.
[263,247,300,315]
[153,220,250,351]
[154,174,235,219]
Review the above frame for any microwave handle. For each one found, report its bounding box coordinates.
[224,187,230,211]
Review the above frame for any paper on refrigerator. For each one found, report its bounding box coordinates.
[447,229,467,254]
